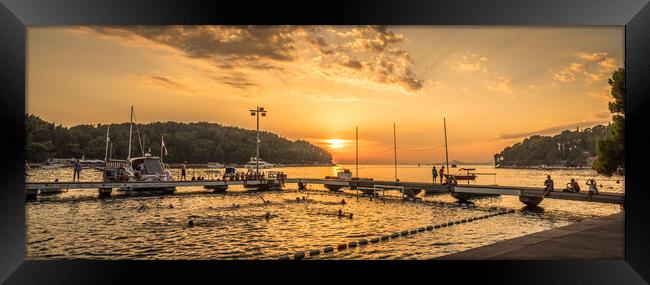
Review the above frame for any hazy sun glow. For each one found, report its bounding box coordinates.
[327,139,345,150]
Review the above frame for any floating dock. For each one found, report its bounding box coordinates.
[24,178,624,206]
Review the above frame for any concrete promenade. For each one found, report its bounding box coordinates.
[438,212,624,260]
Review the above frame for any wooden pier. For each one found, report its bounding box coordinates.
[24,178,624,206]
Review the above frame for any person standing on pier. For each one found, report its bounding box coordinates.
[439,166,445,184]
[181,162,187,181]
[72,159,82,182]
[432,166,438,184]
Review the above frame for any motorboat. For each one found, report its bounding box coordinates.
[101,106,175,194]
[324,168,353,192]
[244,157,275,169]
[207,162,224,169]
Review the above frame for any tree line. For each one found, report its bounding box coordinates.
[25,115,333,165]
[494,125,609,168]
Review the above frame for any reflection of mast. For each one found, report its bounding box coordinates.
[356,126,359,179]
[393,122,398,182]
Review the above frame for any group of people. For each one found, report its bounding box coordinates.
[431,165,446,184]
[542,175,600,199]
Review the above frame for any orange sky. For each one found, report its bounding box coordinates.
[27,26,623,164]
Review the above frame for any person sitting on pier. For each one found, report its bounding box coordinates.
[586,179,599,200]
[542,175,555,197]
[563,178,581,193]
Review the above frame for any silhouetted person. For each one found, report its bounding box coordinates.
[432,166,438,185]
[73,159,82,182]
[542,175,554,197]
[181,162,187,181]
[439,166,445,184]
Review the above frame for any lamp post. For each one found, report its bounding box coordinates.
[250,106,267,176]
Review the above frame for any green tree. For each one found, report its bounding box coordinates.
[593,67,625,175]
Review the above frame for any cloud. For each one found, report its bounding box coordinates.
[138,74,194,92]
[447,52,488,72]
[88,25,425,93]
[496,120,609,140]
[483,75,514,94]
[553,51,620,84]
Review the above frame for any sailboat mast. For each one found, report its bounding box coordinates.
[128,106,133,160]
[444,117,449,172]
[393,122,397,182]
[160,135,164,163]
[104,125,110,162]
[356,126,359,179]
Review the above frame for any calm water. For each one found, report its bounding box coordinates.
[26,164,623,259]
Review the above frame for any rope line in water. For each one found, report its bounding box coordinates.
[277,208,516,260]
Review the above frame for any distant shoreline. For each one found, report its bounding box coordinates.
[496,165,593,170]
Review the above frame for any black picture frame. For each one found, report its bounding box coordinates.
[1,0,649,283]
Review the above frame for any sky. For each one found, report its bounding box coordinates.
[27,26,623,164]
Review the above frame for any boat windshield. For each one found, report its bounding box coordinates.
[132,158,164,175]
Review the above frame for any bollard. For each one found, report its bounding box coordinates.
[370,237,380,243]
[359,239,368,245]
[294,251,305,259]
[426,225,434,231]
[337,243,348,250]
[323,246,334,253]
[309,249,321,256]
[278,255,290,260]
[348,241,358,248]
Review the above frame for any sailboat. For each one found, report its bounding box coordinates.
[101,106,175,194]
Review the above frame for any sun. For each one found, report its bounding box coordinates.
[327,139,345,150]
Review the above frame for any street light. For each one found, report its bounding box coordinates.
[250,106,267,176]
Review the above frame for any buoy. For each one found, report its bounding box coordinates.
[434,225,441,229]
[309,249,321,256]
[278,255,289,260]
[401,230,409,236]
[265,212,271,220]
[296,197,301,202]
[454,221,460,224]
[359,239,368,245]
[337,243,347,250]
[418,227,425,232]
[370,238,380,243]
[410,229,418,234]
[169,204,174,209]
[447,222,454,226]
[461,219,467,223]
[349,213,353,219]
[188,219,194,226]
[348,241,358,248]
[323,246,334,253]
[294,251,305,259]
[391,233,400,238]
[440,223,448,227]
[381,235,390,241]
[338,209,343,217]
[427,225,434,230]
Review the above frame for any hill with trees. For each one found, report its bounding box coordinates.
[25,115,333,165]
[494,125,609,168]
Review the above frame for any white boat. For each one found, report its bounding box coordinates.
[323,168,353,191]
[244,157,275,169]
[101,106,175,193]
[207,162,225,169]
